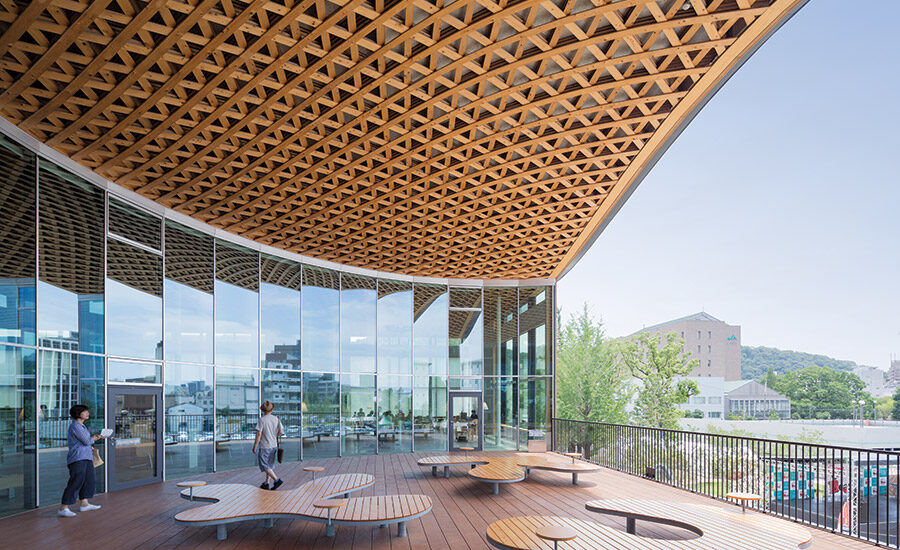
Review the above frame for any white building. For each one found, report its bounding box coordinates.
[677,376,725,419]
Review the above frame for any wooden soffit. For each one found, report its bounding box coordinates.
[0,0,805,279]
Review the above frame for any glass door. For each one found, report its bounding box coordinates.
[449,392,482,451]
[107,386,162,491]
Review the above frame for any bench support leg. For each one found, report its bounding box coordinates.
[379,524,386,528]
[326,523,335,537]
[344,493,349,498]
[432,466,437,476]
[263,518,274,528]
[492,483,499,495]
[524,468,530,478]
[572,473,579,485]
[626,517,636,534]
[397,521,407,537]
[216,525,227,540]
[471,464,476,469]
[444,466,449,478]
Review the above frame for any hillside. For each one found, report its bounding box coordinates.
[741,346,856,380]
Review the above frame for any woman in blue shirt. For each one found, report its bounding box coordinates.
[58,404,103,517]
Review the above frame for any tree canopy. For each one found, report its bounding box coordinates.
[769,366,871,418]
[742,346,855,380]
[556,304,631,424]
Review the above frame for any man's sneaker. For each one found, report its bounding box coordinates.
[271,479,283,490]
[58,508,76,517]
[260,482,269,490]
[79,504,101,512]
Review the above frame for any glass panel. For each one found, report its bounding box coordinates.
[108,197,161,251]
[377,280,411,375]
[518,287,551,376]
[38,351,104,506]
[450,310,482,377]
[519,377,550,447]
[413,376,446,452]
[215,241,259,368]
[484,288,517,376]
[38,160,104,354]
[301,267,339,372]
[112,392,157,485]
[377,374,411,454]
[106,239,162,359]
[215,368,258,471]
[261,254,301,369]
[340,374,376,456]
[261,370,302,463]
[0,135,36,346]
[108,360,160,384]
[340,274,375,373]
[413,284,447,376]
[449,377,482,391]
[164,222,214,364]
[449,287,481,309]
[449,394,480,451]
[164,364,213,479]
[302,372,339,458]
[0,345,35,517]
[484,377,517,450]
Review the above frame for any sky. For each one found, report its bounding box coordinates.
[557,1,900,369]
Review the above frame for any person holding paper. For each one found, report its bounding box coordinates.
[58,404,104,517]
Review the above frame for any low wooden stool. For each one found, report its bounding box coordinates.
[304,466,325,482]
[726,491,761,514]
[563,452,581,464]
[312,498,346,536]
[535,524,577,550]
[176,480,206,501]
[460,446,475,467]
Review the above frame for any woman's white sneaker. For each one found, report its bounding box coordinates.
[79,504,101,512]
[58,508,77,517]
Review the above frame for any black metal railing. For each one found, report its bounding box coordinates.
[553,417,900,547]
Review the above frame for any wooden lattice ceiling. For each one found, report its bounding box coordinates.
[0,0,804,280]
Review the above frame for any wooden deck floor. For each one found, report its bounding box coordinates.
[0,452,877,549]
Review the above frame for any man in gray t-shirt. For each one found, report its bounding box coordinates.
[253,401,284,490]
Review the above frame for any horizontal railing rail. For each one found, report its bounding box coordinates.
[553,417,900,548]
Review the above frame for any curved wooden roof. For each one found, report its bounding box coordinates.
[0,0,804,279]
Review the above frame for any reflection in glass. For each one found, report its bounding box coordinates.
[38,160,104,354]
[377,374,411,454]
[450,310,482,377]
[108,197,161,250]
[0,135,36,346]
[164,222,213,364]
[215,368,259,471]
[108,360,160,384]
[484,377,517,450]
[413,284,447,376]
[519,377,550,446]
[341,274,375,373]
[261,255,301,369]
[341,374,376,456]
[449,393,480,451]
[302,372,339,458]
[164,363,214,479]
[449,287,481,309]
[111,391,158,486]
[38,351,103,506]
[0,345,35,517]
[377,280,411,375]
[413,376,447,452]
[484,288,517,376]
[301,267,339,372]
[106,239,162,359]
[215,241,259,367]
[518,288,551,376]
[262,370,302,463]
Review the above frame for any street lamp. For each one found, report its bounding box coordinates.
[858,399,866,428]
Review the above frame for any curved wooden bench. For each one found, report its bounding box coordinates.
[417,454,490,477]
[175,473,431,539]
[516,455,601,485]
[468,460,525,494]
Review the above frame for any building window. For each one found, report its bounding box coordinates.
[697,331,701,339]
[708,345,711,353]
[708,397,722,405]
[708,331,711,339]
[707,360,711,367]
[697,345,700,353]
[709,412,721,418]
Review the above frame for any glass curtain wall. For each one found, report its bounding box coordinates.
[340,274,376,455]
[303,372,339,458]
[377,280,412,453]
[413,284,448,452]
[0,345,35,516]
[262,370,302,462]
[449,288,482,391]
[518,288,552,447]
[215,368,259,471]
[483,288,519,450]
[302,266,339,372]
[164,363,214,479]
[341,374,376,456]
[164,222,214,364]
[214,241,259,368]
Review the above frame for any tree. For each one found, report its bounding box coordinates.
[556,304,632,423]
[892,387,900,420]
[618,331,699,429]
[769,366,871,419]
[765,366,777,390]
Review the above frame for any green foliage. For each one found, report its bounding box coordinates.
[556,304,632,423]
[769,366,871,419]
[892,387,900,420]
[766,409,781,420]
[741,346,856,380]
[684,409,704,419]
[618,331,699,429]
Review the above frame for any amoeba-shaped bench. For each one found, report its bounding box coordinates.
[175,473,432,540]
